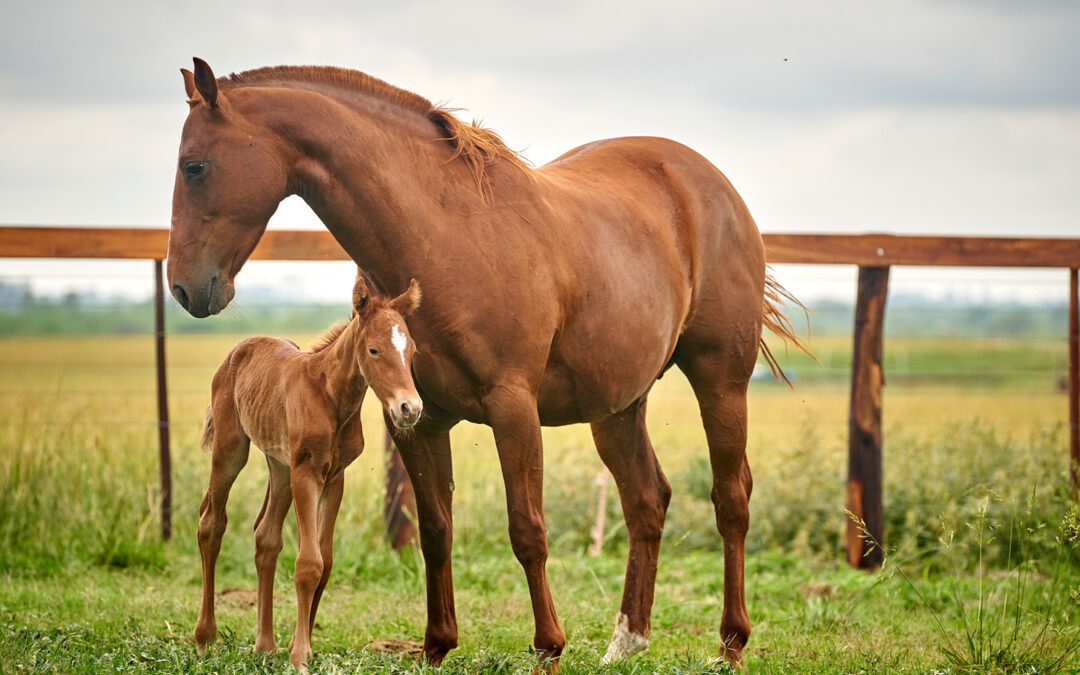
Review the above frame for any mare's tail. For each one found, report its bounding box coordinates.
[200,406,214,452]
[760,270,817,388]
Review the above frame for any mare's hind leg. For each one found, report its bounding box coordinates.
[253,457,291,653]
[195,429,250,655]
[591,396,672,663]
[677,348,755,664]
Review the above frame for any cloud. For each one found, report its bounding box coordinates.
[0,0,1077,243]
[2,0,1078,110]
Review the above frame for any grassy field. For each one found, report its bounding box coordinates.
[0,332,1078,673]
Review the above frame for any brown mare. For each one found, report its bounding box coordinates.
[195,273,422,669]
[169,58,807,668]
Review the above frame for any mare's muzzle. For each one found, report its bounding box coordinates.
[170,272,234,318]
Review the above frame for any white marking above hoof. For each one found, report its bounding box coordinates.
[600,613,649,664]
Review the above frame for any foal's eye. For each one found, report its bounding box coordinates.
[368,347,380,357]
[183,161,208,181]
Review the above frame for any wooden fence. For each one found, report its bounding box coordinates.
[1,226,1077,568]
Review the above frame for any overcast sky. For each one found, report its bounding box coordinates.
[1,0,1077,301]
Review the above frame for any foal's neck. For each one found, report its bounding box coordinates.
[312,318,367,419]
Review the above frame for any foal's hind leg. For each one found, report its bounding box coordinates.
[678,349,754,664]
[195,431,250,655]
[253,457,291,653]
[591,396,672,663]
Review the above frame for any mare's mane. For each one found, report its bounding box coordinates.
[220,65,529,192]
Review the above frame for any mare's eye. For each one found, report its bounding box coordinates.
[368,347,380,357]
[183,161,208,180]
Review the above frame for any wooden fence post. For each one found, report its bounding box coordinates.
[847,265,889,568]
[384,432,418,550]
[1070,267,1078,500]
[154,260,172,541]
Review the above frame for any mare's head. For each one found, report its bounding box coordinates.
[352,275,424,429]
[168,58,291,317]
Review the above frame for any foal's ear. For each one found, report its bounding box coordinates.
[180,68,196,99]
[390,278,422,317]
[192,57,219,109]
[352,274,370,315]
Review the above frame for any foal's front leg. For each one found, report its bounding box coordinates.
[306,471,344,636]
[288,436,331,670]
[485,385,566,668]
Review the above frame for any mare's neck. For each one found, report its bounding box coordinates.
[311,318,367,419]
[259,88,487,293]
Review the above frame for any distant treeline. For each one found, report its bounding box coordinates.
[0,282,1067,337]
[808,297,1067,337]
[0,281,349,335]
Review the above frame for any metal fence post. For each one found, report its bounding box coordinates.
[154,260,172,540]
[1070,267,1078,500]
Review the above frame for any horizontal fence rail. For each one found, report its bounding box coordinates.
[1,225,1077,566]
[3,226,1080,266]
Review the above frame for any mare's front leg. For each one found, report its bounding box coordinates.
[592,396,672,664]
[392,419,458,666]
[485,385,566,668]
[288,434,332,670]
[195,430,250,654]
[253,457,292,653]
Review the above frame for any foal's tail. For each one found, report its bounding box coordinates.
[200,406,214,452]
[760,270,816,388]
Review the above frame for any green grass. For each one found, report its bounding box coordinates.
[1,333,1078,672]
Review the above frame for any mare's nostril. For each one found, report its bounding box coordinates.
[400,402,411,417]
[172,284,190,310]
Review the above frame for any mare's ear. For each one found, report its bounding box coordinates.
[390,278,422,317]
[192,57,218,109]
[181,68,196,99]
[353,273,371,316]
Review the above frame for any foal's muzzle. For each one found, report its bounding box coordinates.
[389,396,424,429]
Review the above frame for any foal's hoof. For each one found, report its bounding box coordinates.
[194,623,216,656]
[534,654,561,674]
[253,638,276,654]
[600,613,648,664]
[718,643,746,670]
[289,648,313,672]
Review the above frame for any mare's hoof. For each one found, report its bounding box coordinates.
[600,613,649,664]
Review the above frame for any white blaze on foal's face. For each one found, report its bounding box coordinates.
[391,323,408,367]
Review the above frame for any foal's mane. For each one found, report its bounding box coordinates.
[220,65,530,193]
[307,320,349,353]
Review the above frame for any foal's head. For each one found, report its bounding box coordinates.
[352,276,424,429]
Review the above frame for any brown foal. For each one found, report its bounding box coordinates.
[169,58,809,669]
[194,275,422,669]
